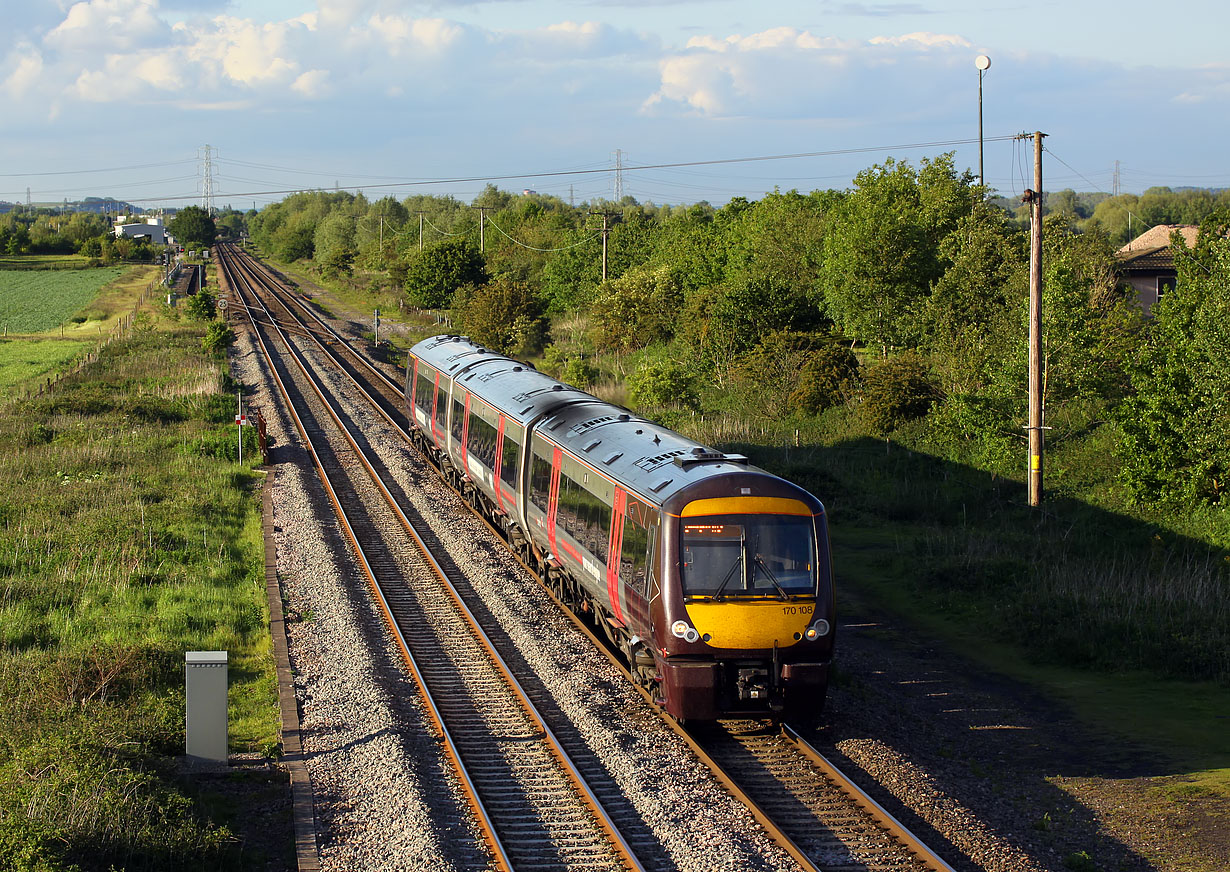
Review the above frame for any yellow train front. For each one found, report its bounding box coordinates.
[650,475,834,722]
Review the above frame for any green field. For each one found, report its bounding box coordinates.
[0,266,127,333]
[0,338,94,389]
[0,324,282,869]
[0,254,92,270]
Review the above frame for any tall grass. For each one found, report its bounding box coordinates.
[0,324,278,869]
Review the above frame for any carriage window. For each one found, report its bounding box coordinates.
[451,394,466,443]
[467,410,498,469]
[529,451,552,513]
[415,371,434,414]
[500,425,522,488]
[434,382,448,428]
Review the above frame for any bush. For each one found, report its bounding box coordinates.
[451,276,546,356]
[860,352,940,435]
[790,342,860,415]
[627,358,700,411]
[202,322,236,355]
[561,356,599,389]
[185,291,216,322]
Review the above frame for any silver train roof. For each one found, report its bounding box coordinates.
[410,334,798,507]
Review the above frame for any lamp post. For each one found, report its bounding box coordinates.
[975,55,992,189]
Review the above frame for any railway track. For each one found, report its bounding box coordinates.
[220,246,646,872]
[220,243,967,872]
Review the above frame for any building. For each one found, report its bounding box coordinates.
[1117,224,1199,316]
[114,216,173,246]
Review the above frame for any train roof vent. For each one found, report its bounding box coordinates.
[603,451,623,465]
[634,449,689,472]
[673,448,749,469]
[546,416,567,431]
[569,415,614,436]
[650,478,673,493]
[583,440,601,453]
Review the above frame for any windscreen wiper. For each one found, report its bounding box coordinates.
[754,554,791,601]
[710,556,743,601]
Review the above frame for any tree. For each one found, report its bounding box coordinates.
[186,290,217,322]
[314,211,357,276]
[921,201,1028,395]
[403,238,487,308]
[1118,237,1230,506]
[168,206,217,249]
[451,275,546,356]
[821,155,974,355]
[590,265,684,352]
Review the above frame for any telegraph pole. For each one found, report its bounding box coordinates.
[471,206,487,253]
[416,212,424,251]
[1020,131,1047,507]
[589,210,613,283]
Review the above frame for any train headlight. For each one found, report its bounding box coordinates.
[804,619,831,640]
[671,620,700,643]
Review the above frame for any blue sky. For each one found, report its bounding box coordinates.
[2,0,1227,209]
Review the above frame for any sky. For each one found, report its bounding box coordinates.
[2,0,1228,210]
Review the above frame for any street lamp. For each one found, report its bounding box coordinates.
[975,55,992,190]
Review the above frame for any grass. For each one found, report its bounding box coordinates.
[0,254,93,270]
[0,338,94,389]
[0,320,280,869]
[0,266,130,333]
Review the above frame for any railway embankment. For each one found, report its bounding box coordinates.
[0,289,294,868]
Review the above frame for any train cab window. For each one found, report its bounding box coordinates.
[499,426,522,488]
[680,514,816,599]
[619,499,652,595]
[451,394,466,443]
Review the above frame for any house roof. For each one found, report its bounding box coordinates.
[1118,224,1199,253]
[1117,224,1199,273]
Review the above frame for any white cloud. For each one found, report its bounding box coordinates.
[2,46,45,99]
[180,15,312,88]
[45,0,170,51]
[292,69,331,98]
[869,31,971,49]
[364,15,466,55]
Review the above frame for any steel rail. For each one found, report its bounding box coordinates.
[219,250,513,870]
[781,724,958,872]
[222,247,645,872]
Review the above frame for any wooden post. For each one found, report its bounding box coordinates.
[1027,131,1046,507]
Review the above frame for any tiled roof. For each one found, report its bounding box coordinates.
[1118,246,1176,271]
[1118,224,1199,253]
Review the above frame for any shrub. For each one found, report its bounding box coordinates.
[185,291,216,322]
[627,358,700,411]
[202,322,236,355]
[790,342,860,415]
[860,352,940,435]
[561,356,599,389]
[451,276,546,356]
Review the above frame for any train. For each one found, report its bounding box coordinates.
[405,335,835,722]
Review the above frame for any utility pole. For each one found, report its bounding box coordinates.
[416,211,424,251]
[590,210,613,283]
[472,206,486,253]
[1020,131,1047,507]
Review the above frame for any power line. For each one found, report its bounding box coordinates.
[132,135,1020,204]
